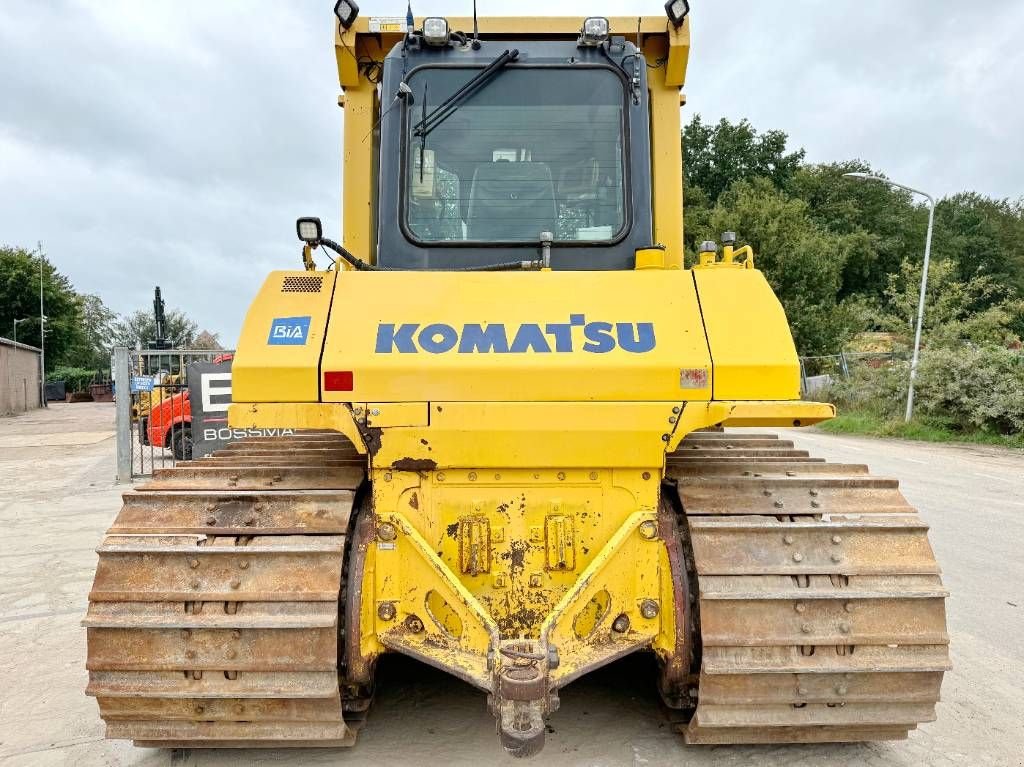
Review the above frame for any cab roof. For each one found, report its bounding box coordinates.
[335,15,690,88]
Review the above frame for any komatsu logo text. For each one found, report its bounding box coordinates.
[375,316,655,354]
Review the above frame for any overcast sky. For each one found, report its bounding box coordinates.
[1,1,1021,345]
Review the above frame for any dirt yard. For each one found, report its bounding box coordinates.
[1,403,1022,766]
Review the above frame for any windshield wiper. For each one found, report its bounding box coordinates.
[412,48,519,139]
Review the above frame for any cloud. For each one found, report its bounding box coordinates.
[0,0,1019,345]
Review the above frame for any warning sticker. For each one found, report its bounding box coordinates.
[368,16,406,33]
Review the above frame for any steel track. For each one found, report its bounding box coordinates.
[84,433,368,748]
[665,431,950,744]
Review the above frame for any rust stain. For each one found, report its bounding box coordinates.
[502,540,530,574]
[391,457,438,472]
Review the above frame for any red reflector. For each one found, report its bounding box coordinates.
[324,371,354,392]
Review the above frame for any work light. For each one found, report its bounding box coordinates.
[664,0,689,28]
[422,17,450,46]
[578,17,610,46]
[296,217,323,244]
[334,0,359,30]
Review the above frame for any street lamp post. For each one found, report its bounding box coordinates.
[843,172,935,422]
[38,247,47,409]
[13,318,27,347]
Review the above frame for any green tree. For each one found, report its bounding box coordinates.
[878,258,1024,347]
[63,293,117,370]
[112,308,199,350]
[0,245,86,371]
[683,115,805,205]
[689,178,862,355]
[931,193,1024,300]
[788,163,923,299]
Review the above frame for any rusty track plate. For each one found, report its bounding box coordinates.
[667,460,868,479]
[107,719,350,743]
[689,516,940,575]
[684,720,911,744]
[84,601,338,629]
[87,624,337,673]
[674,448,812,459]
[698,670,945,705]
[694,702,937,728]
[147,466,365,491]
[98,696,342,722]
[111,490,354,534]
[668,462,865,476]
[699,594,948,646]
[87,669,339,698]
[676,476,914,516]
[90,534,344,602]
[679,430,782,442]
[702,643,952,674]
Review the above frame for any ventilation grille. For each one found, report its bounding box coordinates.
[281,275,324,293]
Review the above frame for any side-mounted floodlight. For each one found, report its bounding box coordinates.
[296,217,323,244]
[578,17,610,47]
[664,0,690,28]
[422,17,450,47]
[334,0,359,30]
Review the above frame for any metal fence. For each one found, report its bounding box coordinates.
[799,351,903,396]
[113,347,234,482]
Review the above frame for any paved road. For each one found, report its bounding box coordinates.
[1,406,1021,766]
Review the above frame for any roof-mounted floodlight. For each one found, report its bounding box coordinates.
[334,0,359,30]
[578,17,610,47]
[664,0,690,28]
[422,17,450,47]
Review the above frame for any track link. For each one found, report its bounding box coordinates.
[84,433,367,748]
[666,431,950,744]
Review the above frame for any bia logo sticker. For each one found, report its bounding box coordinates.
[375,316,656,354]
[268,316,312,345]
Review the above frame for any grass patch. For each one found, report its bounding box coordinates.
[816,410,1024,449]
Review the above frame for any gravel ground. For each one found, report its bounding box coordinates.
[1,404,1021,766]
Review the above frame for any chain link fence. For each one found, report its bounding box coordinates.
[114,348,234,480]
[800,351,904,397]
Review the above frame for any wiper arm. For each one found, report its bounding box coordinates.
[412,48,519,138]
[419,82,427,182]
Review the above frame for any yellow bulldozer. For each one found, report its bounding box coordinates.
[84,4,949,756]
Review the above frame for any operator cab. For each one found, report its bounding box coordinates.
[374,18,654,270]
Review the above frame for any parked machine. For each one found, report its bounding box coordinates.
[84,6,949,756]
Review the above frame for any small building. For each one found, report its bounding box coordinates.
[0,337,42,415]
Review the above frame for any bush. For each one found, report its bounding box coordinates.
[825,359,908,419]
[47,366,98,394]
[824,346,1024,435]
[914,346,1024,434]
